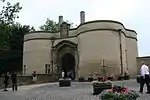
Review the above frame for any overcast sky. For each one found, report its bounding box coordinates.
[9,0,150,57]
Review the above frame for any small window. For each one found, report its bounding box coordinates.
[45,64,51,74]
[48,69,51,74]
[45,66,48,69]
[48,65,50,68]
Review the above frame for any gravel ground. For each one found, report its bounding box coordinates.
[0,79,150,100]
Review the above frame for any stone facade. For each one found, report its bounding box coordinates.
[23,11,138,80]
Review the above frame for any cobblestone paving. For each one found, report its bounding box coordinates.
[0,80,150,100]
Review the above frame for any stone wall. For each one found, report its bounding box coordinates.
[0,74,59,89]
[0,76,33,89]
[36,74,60,82]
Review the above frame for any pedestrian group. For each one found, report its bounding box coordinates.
[3,72,18,91]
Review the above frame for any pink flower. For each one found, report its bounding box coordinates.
[115,91,117,93]
[122,88,129,93]
[108,89,113,92]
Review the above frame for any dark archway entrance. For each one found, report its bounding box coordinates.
[61,53,75,80]
[53,40,78,80]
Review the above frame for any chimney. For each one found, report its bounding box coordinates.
[80,11,85,24]
[59,16,63,29]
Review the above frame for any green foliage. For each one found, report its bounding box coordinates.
[0,0,35,73]
[39,18,59,33]
[92,81,112,87]
[0,24,33,73]
[0,0,22,25]
[39,18,74,33]
[9,24,31,50]
[0,0,22,51]
[0,24,11,52]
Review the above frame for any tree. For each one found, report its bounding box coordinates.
[39,18,59,33]
[0,0,33,73]
[7,24,33,72]
[0,0,22,25]
[0,0,22,51]
[39,18,74,33]
[0,24,33,73]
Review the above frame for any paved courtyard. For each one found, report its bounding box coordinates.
[0,79,150,100]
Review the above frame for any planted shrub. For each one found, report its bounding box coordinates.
[107,76,113,81]
[88,76,93,82]
[100,85,140,100]
[97,77,102,81]
[79,76,85,82]
[118,76,125,80]
[59,78,71,87]
[92,81,112,95]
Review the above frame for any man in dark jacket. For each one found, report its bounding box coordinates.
[11,72,18,91]
[4,72,9,91]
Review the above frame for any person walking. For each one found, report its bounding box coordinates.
[139,62,150,94]
[11,72,18,91]
[3,72,9,91]
[61,70,65,79]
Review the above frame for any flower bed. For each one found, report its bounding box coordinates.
[92,81,112,95]
[88,77,93,82]
[100,85,140,100]
[107,77,113,81]
[118,76,124,80]
[124,75,130,80]
[97,77,102,81]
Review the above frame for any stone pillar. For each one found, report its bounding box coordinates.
[23,65,26,76]
[59,16,63,29]
[80,11,85,24]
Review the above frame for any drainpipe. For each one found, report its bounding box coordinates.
[50,37,55,75]
[125,49,128,71]
[118,29,123,75]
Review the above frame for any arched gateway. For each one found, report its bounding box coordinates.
[53,40,78,80]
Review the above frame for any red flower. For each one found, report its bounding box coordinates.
[107,86,130,94]
[124,88,129,93]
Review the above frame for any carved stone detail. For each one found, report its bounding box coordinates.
[60,22,70,37]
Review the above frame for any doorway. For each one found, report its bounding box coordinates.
[61,53,75,80]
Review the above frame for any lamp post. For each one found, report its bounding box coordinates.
[50,37,55,75]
